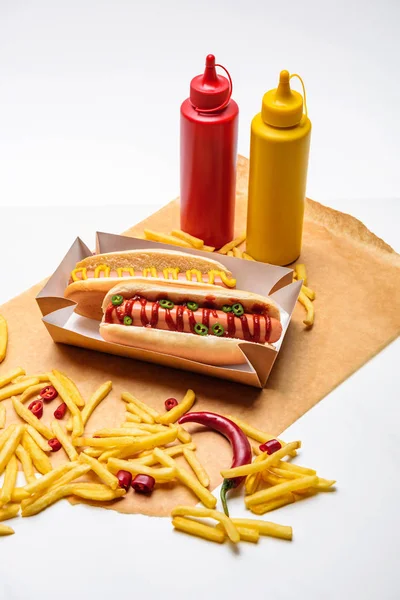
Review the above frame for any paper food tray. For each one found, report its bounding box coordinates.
[36,232,302,388]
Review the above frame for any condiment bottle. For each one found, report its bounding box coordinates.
[246,70,311,265]
[180,54,239,249]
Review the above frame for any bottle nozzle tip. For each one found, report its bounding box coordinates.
[279,70,290,84]
[206,54,216,67]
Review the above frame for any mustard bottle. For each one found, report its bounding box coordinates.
[246,70,311,265]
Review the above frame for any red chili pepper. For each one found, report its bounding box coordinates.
[259,439,282,454]
[165,397,178,411]
[117,470,132,492]
[28,399,43,419]
[54,402,67,419]
[132,474,155,494]
[39,385,58,402]
[48,438,62,452]
[178,411,252,517]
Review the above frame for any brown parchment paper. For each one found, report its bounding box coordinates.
[1,156,399,517]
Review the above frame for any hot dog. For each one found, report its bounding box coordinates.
[65,249,236,321]
[99,279,282,366]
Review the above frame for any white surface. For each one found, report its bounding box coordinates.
[1,2,400,599]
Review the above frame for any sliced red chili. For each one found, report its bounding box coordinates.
[28,399,43,419]
[48,438,62,452]
[259,439,282,454]
[39,385,58,402]
[132,474,155,494]
[165,397,178,411]
[117,470,132,492]
[54,402,67,419]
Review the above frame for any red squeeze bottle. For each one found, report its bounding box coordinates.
[180,54,239,249]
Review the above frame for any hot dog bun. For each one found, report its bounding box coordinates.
[65,249,235,321]
[99,280,281,366]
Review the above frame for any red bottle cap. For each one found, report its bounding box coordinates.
[190,54,232,112]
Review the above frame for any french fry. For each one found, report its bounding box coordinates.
[73,436,136,448]
[231,518,293,541]
[294,263,307,285]
[170,229,204,250]
[298,291,315,327]
[301,284,316,301]
[0,425,24,475]
[0,524,14,536]
[55,371,85,408]
[131,443,196,466]
[172,516,225,544]
[232,247,243,259]
[0,503,20,522]
[12,397,53,439]
[144,229,192,248]
[245,475,318,508]
[274,461,316,476]
[0,404,5,429]
[224,415,295,455]
[22,432,52,474]
[0,367,25,389]
[12,374,49,384]
[125,403,155,424]
[15,444,36,484]
[0,424,15,450]
[48,372,83,437]
[11,487,30,502]
[83,448,104,458]
[51,420,79,461]
[68,380,112,431]
[132,423,169,432]
[217,234,246,255]
[245,454,266,495]
[243,252,255,261]
[202,245,215,252]
[0,454,18,505]
[20,383,50,404]
[171,506,239,543]
[122,422,150,431]
[0,378,40,402]
[221,441,301,479]
[249,494,295,515]
[227,251,234,257]
[125,413,141,423]
[107,459,177,482]
[23,461,77,496]
[0,315,8,363]
[158,389,195,424]
[122,394,161,420]
[261,471,282,486]
[183,449,210,488]
[100,428,179,461]
[176,425,192,444]
[215,522,259,543]
[25,425,51,453]
[154,448,216,509]
[94,428,148,437]
[68,483,126,502]
[79,453,119,489]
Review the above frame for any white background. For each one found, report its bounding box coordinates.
[0,2,399,600]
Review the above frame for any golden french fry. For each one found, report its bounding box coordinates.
[0,378,40,402]
[0,404,5,429]
[183,449,210,488]
[15,444,36,484]
[0,454,18,505]
[176,425,192,444]
[202,245,215,252]
[215,522,259,543]
[83,448,103,458]
[245,454,266,495]
[79,453,119,489]
[217,234,246,255]
[301,284,316,301]
[51,420,78,461]
[221,441,301,479]
[11,487,30,502]
[22,432,52,475]
[170,229,204,250]
[245,475,318,508]
[231,518,292,540]
[23,461,76,496]
[122,393,161,421]
[123,402,155,424]
[298,291,314,327]
[105,428,179,460]
[243,252,255,261]
[227,251,234,257]
[0,524,14,536]
[20,383,51,404]
[144,229,192,248]
[0,367,26,389]
[130,423,167,432]
[68,483,126,502]
[74,436,135,448]
[125,413,141,423]
[224,414,295,455]
[294,263,307,285]
[0,425,24,475]
[54,371,85,408]
[107,458,176,482]
[67,380,112,431]
[11,397,53,439]
[158,389,195,424]
[0,503,20,522]
[261,471,282,485]
[0,315,8,363]
[274,461,316,476]
[48,372,83,437]
[232,247,243,259]
[172,516,225,544]
[121,423,151,432]
[154,448,216,509]
[25,425,50,453]
[94,427,148,437]
[171,505,239,543]
[12,374,50,384]
[0,424,15,450]
[131,443,196,466]
[249,494,295,515]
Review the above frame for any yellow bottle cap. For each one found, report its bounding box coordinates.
[261,70,304,128]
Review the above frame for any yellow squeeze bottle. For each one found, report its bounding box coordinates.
[246,70,311,265]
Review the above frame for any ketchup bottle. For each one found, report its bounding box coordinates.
[180,54,239,249]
